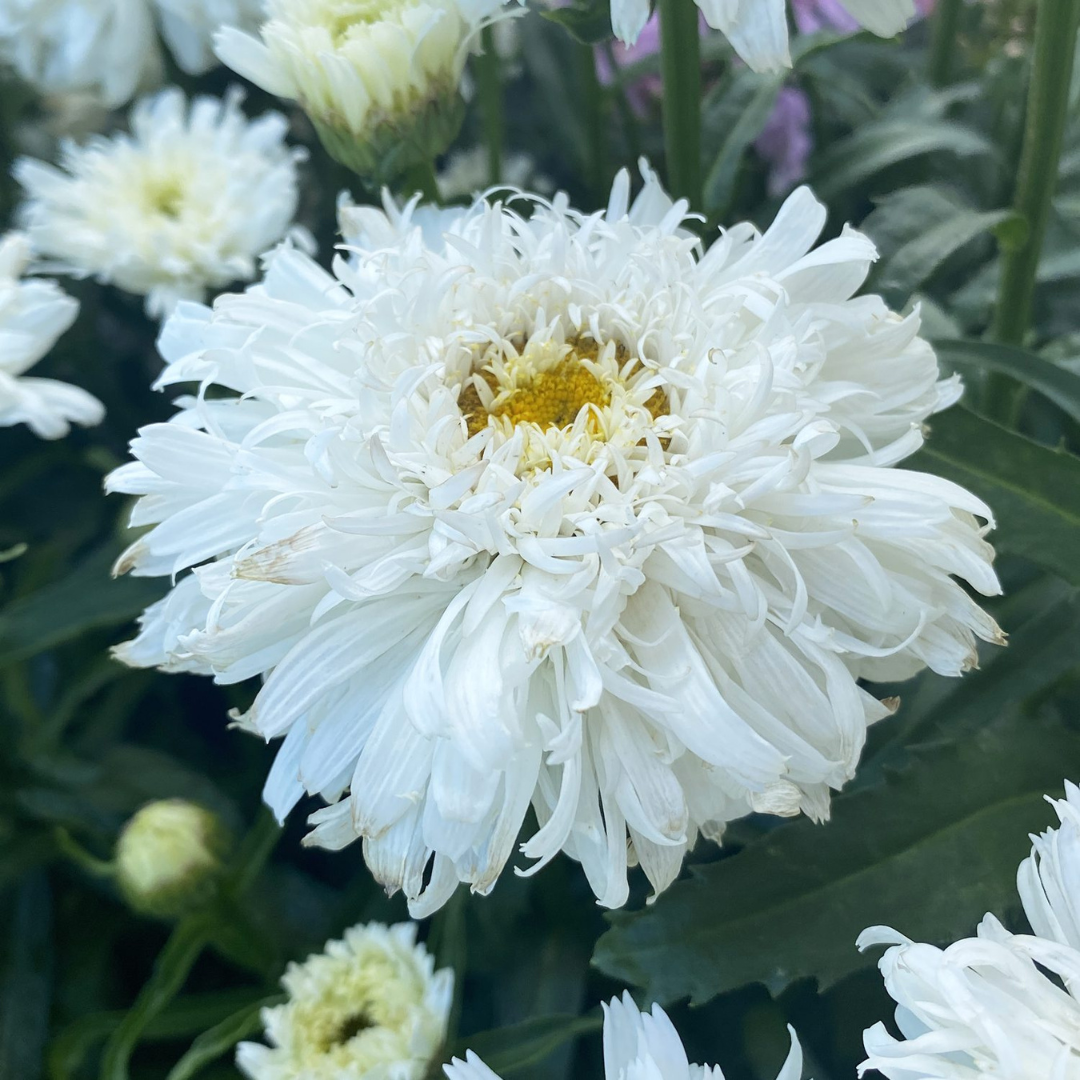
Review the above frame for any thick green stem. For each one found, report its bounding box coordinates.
[991,0,1080,346]
[477,27,504,184]
[402,159,441,204]
[659,0,702,208]
[928,0,964,86]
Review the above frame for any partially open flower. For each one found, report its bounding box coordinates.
[115,799,231,918]
[214,0,510,182]
[237,922,452,1080]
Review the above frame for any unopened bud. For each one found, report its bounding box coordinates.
[115,799,230,918]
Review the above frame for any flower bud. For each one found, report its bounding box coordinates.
[214,0,506,183]
[115,799,230,918]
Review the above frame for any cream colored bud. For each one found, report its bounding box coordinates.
[115,799,230,918]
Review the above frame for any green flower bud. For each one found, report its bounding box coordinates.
[115,799,230,918]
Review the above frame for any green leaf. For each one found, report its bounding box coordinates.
[541,0,612,44]
[0,873,52,1080]
[592,710,1080,1004]
[812,121,994,200]
[448,1013,603,1075]
[702,71,784,216]
[166,995,284,1080]
[877,208,1013,298]
[910,405,1080,584]
[933,339,1080,425]
[0,544,164,668]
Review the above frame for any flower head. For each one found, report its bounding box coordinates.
[115,798,231,917]
[15,87,304,318]
[0,232,103,439]
[860,782,1080,1077]
[0,0,263,107]
[237,921,452,1080]
[215,0,506,181]
[109,165,999,915]
[610,0,916,70]
[446,992,804,1080]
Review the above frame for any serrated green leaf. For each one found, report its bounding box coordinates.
[933,339,1080,425]
[592,711,1080,1004]
[910,405,1080,584]
[0,544,164,668]
[812,121,993,200]
[877,209,1012,298]
[449,1013,603,1075]
[703,72,784,216]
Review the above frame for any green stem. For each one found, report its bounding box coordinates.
[99,811,280,1080]
[659,0,702,208]
[928,0,964,86]
[402,159,441,204]
[991,0,1080,347]
[54,828,115,879]
[477,27,504,185]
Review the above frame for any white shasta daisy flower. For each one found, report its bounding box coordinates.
[860,783,1080,1078]
[214,0,512,180]
[108,165,1000,916]
[609,0,915,71]
[447,992,804,1080]
[0,0,263,107]
[237,921,452,1080]
[0,232,104,439]
[15,87,304,318]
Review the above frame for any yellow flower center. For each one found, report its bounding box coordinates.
[459,338,667,440]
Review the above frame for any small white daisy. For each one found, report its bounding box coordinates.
[446,992,805,1080]
[109,165,999,915]
[237,922,453,1080]
[15,87,304,318]
[0,232,103,439]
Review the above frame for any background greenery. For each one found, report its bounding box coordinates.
[3,1,1080,1077]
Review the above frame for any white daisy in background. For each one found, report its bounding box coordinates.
[0,232,104,439]
[108,164,1000,915]
[860,783,1080,1077]
[436,145,551,202]
[608,0,915,72]
[447,992,804,1080]
[0,0,263,107]
[237,921,452,1080]
[14,87,304,318]
[214,0,512,180]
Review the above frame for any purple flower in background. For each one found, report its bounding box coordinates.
[595,14,662,114]
[755,86,813,197]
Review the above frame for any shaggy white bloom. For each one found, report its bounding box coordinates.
[15,87,303,318]
[0,232,103,438]
[237,921,452,1080]
[108,165,1000,915]
[214,0,510,180]
[860,783,1080,1078]
[447,993,804,1080]
[1018,781,1080,953]
[608,0,914,71]
[0,0,263,106]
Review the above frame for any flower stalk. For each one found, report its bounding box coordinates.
[476,27,504,184]
[991,0,1080,346]
[928,0,963,86]
[659,0,702,208]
